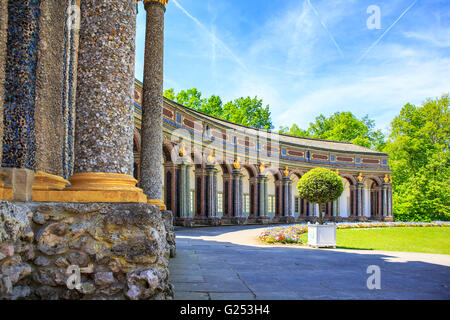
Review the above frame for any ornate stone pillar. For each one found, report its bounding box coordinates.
[139,0,168,210]
[0,0,43,201]
[257,175,266,217]
[388,185,393,217]
[34,0,67,177]
[382,183,389,217]
[249,177,257,217]
[1,0,41,170]
[276,176,294,223]
[0,0,7,167]
[231,168,244,220]
[205,164,218,224]
[194,167,206,220]
[174,163,191,223]
[65,0,145,202]
[356,182,364,218]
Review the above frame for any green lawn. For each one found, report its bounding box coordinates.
[299,227,450,254]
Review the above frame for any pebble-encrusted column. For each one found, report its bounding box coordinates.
[281,178,293,217]
[67,0,143,200]
[231,168,243,218]
[204,165,218,222]
[356,182,364,217]
[0,0,41,202]
[257,175,268,217]
[34,0,67,177]
[382,183,388,217]
[0,0,7,166]
[1,0,41,169]
[176,163,191,219]
[388,186,393,217]
[139,0,168,209]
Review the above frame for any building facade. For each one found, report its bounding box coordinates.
[133,80,394,226]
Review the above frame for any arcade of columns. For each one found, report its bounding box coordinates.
[0,0,168,208]
[132,87,394,226]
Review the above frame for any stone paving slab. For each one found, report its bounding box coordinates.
[169,225,450,300]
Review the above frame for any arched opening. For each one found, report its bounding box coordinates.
[363,178,380,218]
[338,178,352,217]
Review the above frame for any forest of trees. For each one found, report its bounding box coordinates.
[164,89,449,222]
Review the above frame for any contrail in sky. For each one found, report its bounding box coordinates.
[171,0,247,71]
[357,0,418,63]
[307,0,344,58]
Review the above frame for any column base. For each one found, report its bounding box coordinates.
[272,216,295,224]
[0,185,13,201]
[32,172,148,203]
[247,216,270,224]
[221,216,247,225]
[147,199,167,210]
[33,170,69,191]
[174,217,194,227]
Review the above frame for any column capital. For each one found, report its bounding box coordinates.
[140,0,169,10]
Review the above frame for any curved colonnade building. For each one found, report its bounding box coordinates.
[133,81,394,226]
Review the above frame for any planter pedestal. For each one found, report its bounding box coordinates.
[308,223,336,248]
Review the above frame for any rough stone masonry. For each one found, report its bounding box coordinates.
[0,201,175,300]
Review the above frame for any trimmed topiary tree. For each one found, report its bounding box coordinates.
[297,168,344,224]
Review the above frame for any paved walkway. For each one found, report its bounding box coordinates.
[169,225,450,300]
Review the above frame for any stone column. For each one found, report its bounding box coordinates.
[257,176,265,217]
[1,0,41,170]
[0,0,43,201]
[139,0,168,209]
[174,163,191,221]
[263,177,268,217]
[384,183,393,218]
[350,185,356,217]
[34,0,67,177]
[356,182,364,217]
[382,183,388,217]
[66,0,145,202]
[288,180,293,216]
[185,164,192,218]
[231,168,243,218]
[277,177,294,223]
[205,165,218,223]
[0,0,7,166]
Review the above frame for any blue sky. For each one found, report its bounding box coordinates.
[135,0,450,134]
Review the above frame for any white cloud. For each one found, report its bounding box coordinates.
[403,29,450,47]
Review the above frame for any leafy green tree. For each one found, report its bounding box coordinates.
[222,97,273,130]
[164,88,273,130]
[297,168,344,224]
[384,94,449,221]
[280,112,386,150]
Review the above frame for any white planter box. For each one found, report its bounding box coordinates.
[308,223,336,248]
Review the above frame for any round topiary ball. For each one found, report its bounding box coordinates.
[297,167,344,204]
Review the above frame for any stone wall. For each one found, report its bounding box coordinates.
[0,201,175,300]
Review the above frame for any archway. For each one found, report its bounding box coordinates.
[338,178,352,217]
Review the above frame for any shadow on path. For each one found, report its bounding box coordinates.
[169,226,450,300]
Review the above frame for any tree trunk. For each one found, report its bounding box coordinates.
[319,202,325,225]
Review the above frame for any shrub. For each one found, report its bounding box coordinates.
[297,168,344,224]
